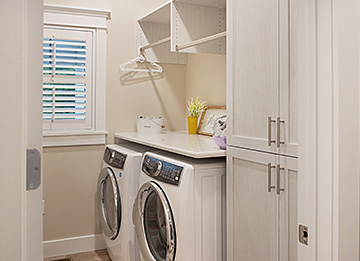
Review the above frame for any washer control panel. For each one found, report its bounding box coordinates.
[142,155,183,186]
[103,147,127,170]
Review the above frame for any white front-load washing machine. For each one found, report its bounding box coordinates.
[97,143,152,261]
[133,151,226,261]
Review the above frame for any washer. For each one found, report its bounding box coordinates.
[133,151,226,261]
[97,143,152,261]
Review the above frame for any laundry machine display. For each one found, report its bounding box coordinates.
[133,151,226,261]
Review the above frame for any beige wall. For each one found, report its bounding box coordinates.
[43,145,105,240]
[42,0,226,242]
[185,53,226,107]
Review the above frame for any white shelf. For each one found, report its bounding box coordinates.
[114,131,226,159]
[171,0,226,54]
[137,1,187,64]
[139,1,171,24]
[137,0,226,59]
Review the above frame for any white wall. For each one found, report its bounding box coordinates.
[333,0,360,259]
[314,0,360,259]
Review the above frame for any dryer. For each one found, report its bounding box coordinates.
[97,143,151,261]
[133,151,226,261]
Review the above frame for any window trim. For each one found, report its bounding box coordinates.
[43,5,111,147]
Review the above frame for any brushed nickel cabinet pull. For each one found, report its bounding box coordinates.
[276,117,285,148]
[276,164,285,195]
[268,163,275,192]
[268,117,276,146]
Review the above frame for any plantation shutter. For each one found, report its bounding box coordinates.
[43,28,93,131]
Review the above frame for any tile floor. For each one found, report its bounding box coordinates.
[44,249,111,261]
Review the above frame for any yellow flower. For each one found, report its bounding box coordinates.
[187,97,206,117]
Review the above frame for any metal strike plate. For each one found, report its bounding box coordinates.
[26,149,41,191]
[299,224,308,245]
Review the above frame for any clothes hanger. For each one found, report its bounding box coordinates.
[120,47,163,73]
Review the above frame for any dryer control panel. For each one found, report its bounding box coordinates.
[103,147,127,170]
[142,155,183,186]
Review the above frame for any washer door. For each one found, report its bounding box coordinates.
[133,181,176,261]
[97,167,121,240]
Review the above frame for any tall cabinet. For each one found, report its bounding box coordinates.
[227,0,298,260]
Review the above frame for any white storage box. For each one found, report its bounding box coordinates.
[137,116,164,134]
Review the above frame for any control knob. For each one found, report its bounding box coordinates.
[153,161,162,176]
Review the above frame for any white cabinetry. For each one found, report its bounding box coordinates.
[227,0,297,157]
[227,147,298,261]
[227,0,299,260]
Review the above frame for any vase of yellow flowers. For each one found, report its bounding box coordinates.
[187,97,206,135]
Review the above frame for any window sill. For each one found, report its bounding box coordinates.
[43,131,108,147]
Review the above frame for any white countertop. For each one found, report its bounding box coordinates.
[114,131,226,159]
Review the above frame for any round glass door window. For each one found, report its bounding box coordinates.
[97,167,121,240]
[143,189,175,261]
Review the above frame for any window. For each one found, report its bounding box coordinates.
[43,28,92,131]
[43,5,111,147]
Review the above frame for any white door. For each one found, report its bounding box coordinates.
[227,0,281,154]
[227,147,278,261]
[278,156,298,261]
[0,0,43,260]
[227,0,298,157]
[278,0,298,157]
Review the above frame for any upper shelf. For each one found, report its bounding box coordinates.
[139,1,171,24]
[171,0,226,54]
[137,1,186,64]
[136,0,226,64]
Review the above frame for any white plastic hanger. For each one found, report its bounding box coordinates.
[120,47,163,73]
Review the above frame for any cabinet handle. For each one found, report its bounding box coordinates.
[268,117,276,146]
[276,117,285,148]
[276,164,285,195]
[267,163,275,192]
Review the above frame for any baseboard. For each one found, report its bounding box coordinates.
[43,234,106,258]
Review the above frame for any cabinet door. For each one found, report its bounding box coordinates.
[227,0,280,153]
[279,0,298,157]
[278,155,298,261]
[227,147,278,261]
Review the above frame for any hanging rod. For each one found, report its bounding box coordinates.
[175,31,226,51]
[140,36,171,52]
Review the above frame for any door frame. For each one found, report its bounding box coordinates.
[0,0,43,259]
[298,0,331,259]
